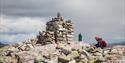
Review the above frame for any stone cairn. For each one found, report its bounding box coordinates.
[37,13,74,45]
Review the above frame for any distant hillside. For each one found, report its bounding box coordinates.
[110,41,125,46]
[0,42,8,48]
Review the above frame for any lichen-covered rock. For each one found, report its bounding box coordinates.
[68,60,76,63]
[110,48,118,54]
[58,54,71,63]
[67,51,80,59]
[34,54,44,63]
[93,52,102,57]
[94,48,103,53]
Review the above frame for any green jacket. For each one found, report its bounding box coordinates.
[78,34,82,41]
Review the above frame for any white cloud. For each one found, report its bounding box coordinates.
[0,15,46,43]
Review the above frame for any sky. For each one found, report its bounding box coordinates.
[0,0,125,44]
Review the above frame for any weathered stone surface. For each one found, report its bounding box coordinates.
[68,60,76,63]
[67,51,80,59]
[110,48,118,54]
[58,53,71,63]
[0,42,125,63]
[94,47,103,53]
[93,52,102,57]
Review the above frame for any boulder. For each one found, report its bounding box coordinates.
[49,55,58,63]
[34,54,44,63]
[79,58,88,63]
[58,55,70,63]
[68,60,76,63]
[93,52,102,57]
[80,50,90,58]
[96,56,105,62]
[85,47,95,53]
[67,51,80,59]
[94,48,103,53]
[109,48,118,54]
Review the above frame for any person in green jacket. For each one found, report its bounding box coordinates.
[78,33,82,41]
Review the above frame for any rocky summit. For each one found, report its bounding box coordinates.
[0,13,125,63]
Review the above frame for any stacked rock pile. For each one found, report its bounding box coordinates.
[37,13,74,45]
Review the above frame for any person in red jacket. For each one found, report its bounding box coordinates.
[95,36,107,49]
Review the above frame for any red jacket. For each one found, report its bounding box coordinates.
[99,40,107,48]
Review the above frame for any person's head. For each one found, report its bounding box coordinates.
[95,36,102,41]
